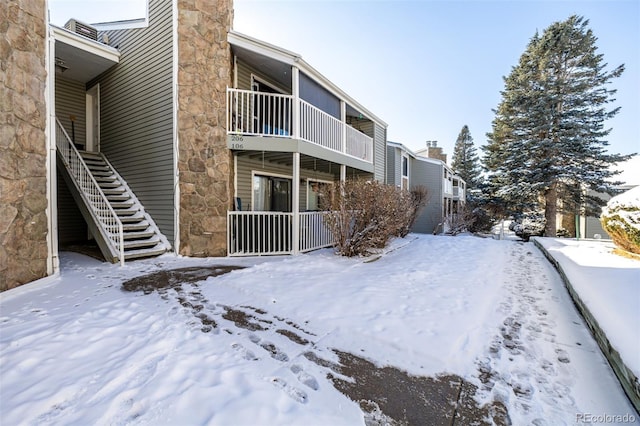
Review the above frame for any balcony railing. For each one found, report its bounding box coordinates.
[227,88,373,163]
[227,210,334,256]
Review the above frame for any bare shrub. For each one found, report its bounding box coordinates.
[397,186,429,238]
[444,207,476,236]
[321,180,427,257]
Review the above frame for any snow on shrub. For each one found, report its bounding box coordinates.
[600,186,640,255]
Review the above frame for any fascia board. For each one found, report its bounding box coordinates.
[51,24,120,63]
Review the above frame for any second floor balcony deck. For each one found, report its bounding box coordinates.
[227,88,374,164]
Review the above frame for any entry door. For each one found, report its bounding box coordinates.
[86,84,100,152]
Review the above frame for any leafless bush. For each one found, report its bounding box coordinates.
[397,186,429,238]
[322,180,427,257]
[444,206,476,236]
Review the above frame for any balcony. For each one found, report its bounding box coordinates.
[227,88,373,163]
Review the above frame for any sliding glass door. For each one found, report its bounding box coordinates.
[253,175,292,212]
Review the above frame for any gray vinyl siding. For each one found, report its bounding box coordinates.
[585,216,608,239]
[385,146,401,186]
[56,168,87,244]
[236,60,291,94]
[88,0,174,244]
[373,123,386,182]
[236,156,334,212]
[411,159,444,234]
[55,77,86,148]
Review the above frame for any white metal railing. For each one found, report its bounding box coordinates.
[346,125,373,162]
[227,211,293,256]
[299,211,334,252]
[227,210,334,256]
[227,88,373,163]
[227,88,292,137]
[55,118,124,265]
[298,99,343,153]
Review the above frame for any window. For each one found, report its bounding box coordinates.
[253,174,292,212]
[401,155,409,190]
[307,180,332,211]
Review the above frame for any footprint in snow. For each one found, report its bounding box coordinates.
[291,364,320,390]
[555,348,571,364]
[231,343,259,361]
[270,377,308,403]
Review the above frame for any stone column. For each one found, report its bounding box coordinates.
[177,0,233,257]
[0,0,49,290]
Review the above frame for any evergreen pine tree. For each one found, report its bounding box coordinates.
[451,125,482,190]
[483,16,633,236]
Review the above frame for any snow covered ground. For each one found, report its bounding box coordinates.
[534,237,640,380]
[1,234,638,425]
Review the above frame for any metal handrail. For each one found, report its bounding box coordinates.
[55,118,125,265]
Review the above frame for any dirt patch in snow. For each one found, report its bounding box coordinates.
[122,266,244,294]
[122,267,509,425]
[303,350,509,426]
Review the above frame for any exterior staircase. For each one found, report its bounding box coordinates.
[81,151,169,260]
[56,118,170,264]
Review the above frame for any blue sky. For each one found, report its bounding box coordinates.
[49,0,639,160]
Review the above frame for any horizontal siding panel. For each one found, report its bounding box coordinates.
[90,0,174,243]
[100,127,173,147]
[411,160,443,233]
[56,169,87,244]
[55,77,86,148]
[374,124,386,182]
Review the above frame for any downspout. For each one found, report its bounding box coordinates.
[45,23,59,275]
[172,0,180,254]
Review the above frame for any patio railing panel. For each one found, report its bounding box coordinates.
[228,211,293,256]
[228,211,334,256]
[299,211,334,252]
[346,125,374,162]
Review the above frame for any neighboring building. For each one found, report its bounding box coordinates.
[568,157,639,239]
[576,185,637,239]
[415,140,447,164]
[1,0,387,291]
[387,141,465,234]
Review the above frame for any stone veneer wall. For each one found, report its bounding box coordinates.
[177,0,233,257]
[0,1,49,290]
